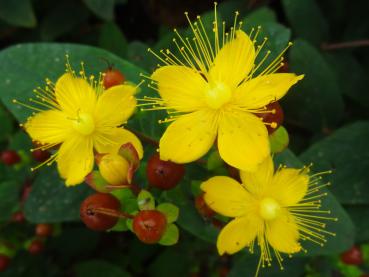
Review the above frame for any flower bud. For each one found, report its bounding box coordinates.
[98,154,129,185]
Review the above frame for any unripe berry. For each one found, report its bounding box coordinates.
[103,68,125,89]
[255,102,284,134]
[28,240,44,255]
[195,194,215,218]
[0,150,21,165]
[98,154,129,185]
[80,193,121,231]
[133,210,167,244]
[35,224,53,237]
[340,245,363,265]
[146,154,185,190]
[31,149,50,163]
[0,254,10,272]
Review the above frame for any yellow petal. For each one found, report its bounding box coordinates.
[201,176,254,217]
[159,110,217,163]
[218,110,269,171]
[55,73,96,116]
[25,110,72,145]
[209,30,255,89]
[151,65,208,112]
[57,136,94,186]
[94,128,143,159]
[217,216,260,255]
[96,84,137,127]
[268,168,309,206]
[240,155,274,197]
[233,73,304,109]
[266,210,301,254]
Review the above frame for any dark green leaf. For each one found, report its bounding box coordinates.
[40,1,89,41]
[0,181,21,221]
[0,0,36,28]
[83,0,115,21]
[300,121,369,204]
[345,205,369,243]
[24,167,92,223]
[99,22,127,58]
[284,39,344,132]
[75,260,131,277]
[282,0,328,45]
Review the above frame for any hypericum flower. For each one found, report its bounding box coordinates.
[201,156,336,275]
[15,57,143,186]
[141,4,304,171]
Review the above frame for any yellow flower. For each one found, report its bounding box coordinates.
[201,156,336,275]
[142,5,304,171]
[16,58,143,186]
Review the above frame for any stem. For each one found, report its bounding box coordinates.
[127,128,159,147]
[321,39,369,50]
[91,207,134,219]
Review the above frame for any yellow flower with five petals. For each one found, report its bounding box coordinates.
[16,59,143,186]
[143,5,303,171]
[201,156,335,275]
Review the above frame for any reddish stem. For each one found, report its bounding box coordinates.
[322,39,369,50]
[91,207,134,219]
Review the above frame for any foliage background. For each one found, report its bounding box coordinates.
[0,0,368,276]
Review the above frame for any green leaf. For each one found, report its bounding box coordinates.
[0,181,21,221]
[126,218,133,232]
[275,149,355,255]
[82,0,115,21]
[229,255,307,277]
[0,105,14,142]
[244,6,277,26]
[99,22,127,58]
[300,121,369,204]
[40,1,89,41]
[325,52,369,108]
[159,224,179,246]
[0,43,164,141]
[345,205,369,243]
[269,126,289,153]
[282,0,328,45]
[24,167,92,223]
[75,260,131,277]
[127,41,157,73]
[157,203,179,223]
[137,189,155,210]
[285,39,344,132]
[0,0,36,28]
[206,150,224,171]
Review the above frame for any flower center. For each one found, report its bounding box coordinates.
[205,82,232,109]
[259,198,281,221]
[73,113,95,135]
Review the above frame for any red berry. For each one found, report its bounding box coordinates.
[80,193,121,231]
[340,245,363,265]
[103,68,125,89]
[28,240,44,255]
[195,194,215,218]
[133,210,167,244]
[0,150,21,165]
[146,154,185,190]
[35,223,53,237]
[11,211,25,223]
[0,254,10,272]
[254,102,284,134]
[31,149,50,163]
